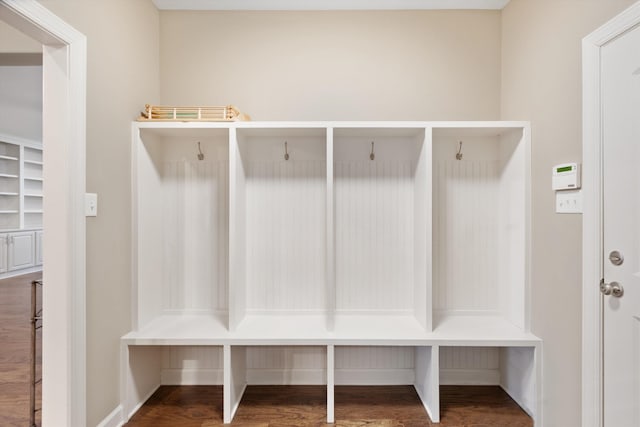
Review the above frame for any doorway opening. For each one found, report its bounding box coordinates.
[0,1,86,425]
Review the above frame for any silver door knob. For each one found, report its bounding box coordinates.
[601,280,624,297]
[611,282,624,297]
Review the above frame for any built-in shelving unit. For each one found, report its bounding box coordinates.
[0,134,43,277]
[122,121,540,426]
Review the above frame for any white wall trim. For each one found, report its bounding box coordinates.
[96,405,124,427]
[582,3,640,427]
[246,369,327,385]
[0,1,86,426]
[440,368,500,385]
[153,0,510,11]
[161,368,224,385]
[127,385,160,421]
[335,369,415,385]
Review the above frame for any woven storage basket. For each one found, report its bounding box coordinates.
[139,104,250,121]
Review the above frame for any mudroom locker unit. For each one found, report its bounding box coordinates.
[121,120,541,424]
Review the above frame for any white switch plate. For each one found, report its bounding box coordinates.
[556,190,582,214]
[85,193,98,217]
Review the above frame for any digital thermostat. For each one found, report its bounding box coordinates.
[552,163,581,191]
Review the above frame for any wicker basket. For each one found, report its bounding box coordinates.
[139,104,250,122]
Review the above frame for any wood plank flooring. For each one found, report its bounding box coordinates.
[0,272,42,427]
[124,384,533,426]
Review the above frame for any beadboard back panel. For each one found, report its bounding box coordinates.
[432,137,500,316]
[440,346,500,385]
[161,346,224,385]
[239,132,327,314]
[333,130,427,318]
[162,158,229,313]
[246,346,327,384]
[432,128,528,329]
[334,346,412,385]
[135,128,230,328]
[158,345,506,387]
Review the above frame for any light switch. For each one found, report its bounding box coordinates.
[556,190,582,214]
[85,193,98,217]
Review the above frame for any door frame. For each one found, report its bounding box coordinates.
[582,2,640,427]
[0,1,86,426]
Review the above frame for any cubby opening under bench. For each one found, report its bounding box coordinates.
[122,121,541,425]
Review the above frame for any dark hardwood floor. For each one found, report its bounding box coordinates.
[124,384,533,426]
[0,272,42,427]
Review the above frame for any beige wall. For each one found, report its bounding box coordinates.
[501,1,635,426]
[1,1,635,425]
[21,1,160,425]
[0,20,41,52]
[160,10,502,120]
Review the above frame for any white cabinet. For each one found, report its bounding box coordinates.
[123,121,540,425]
[0,234,8,273]
[7,231,35,271]
[0,230,41,277]
[0,135,45,277]
[35,230,43,266]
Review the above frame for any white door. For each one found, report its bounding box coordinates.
[601,23,640,427]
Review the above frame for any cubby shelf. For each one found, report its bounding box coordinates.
[123,121,540,426]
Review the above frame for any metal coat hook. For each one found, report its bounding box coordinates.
[284,141,290,160]
[197,141,204,161]
[456,141,463,160]
[370,141,375,161]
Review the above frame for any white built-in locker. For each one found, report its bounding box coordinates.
[122,121,540,425]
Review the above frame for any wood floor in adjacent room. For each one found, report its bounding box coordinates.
[124,384,533,427]
[0,272,42,427]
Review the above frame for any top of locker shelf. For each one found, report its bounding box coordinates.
[133,121,529,145]
[134,121,530,139]
[134,120,530,129]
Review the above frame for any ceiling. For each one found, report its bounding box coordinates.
[153,0,511,11]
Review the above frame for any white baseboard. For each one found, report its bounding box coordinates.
[161,368,224,385]
[127,384,160,421]
[96,405,124,427]
[440,368,500,385]
[247,368,326,385]
[335,369,415,385]
[159,367,418,387]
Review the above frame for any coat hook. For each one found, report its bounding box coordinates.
[456,141,463,160]
[197,141,204,161]
[284,141,289,161]
[370,141,375,161]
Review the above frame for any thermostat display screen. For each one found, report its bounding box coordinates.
[552,163,581,190]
